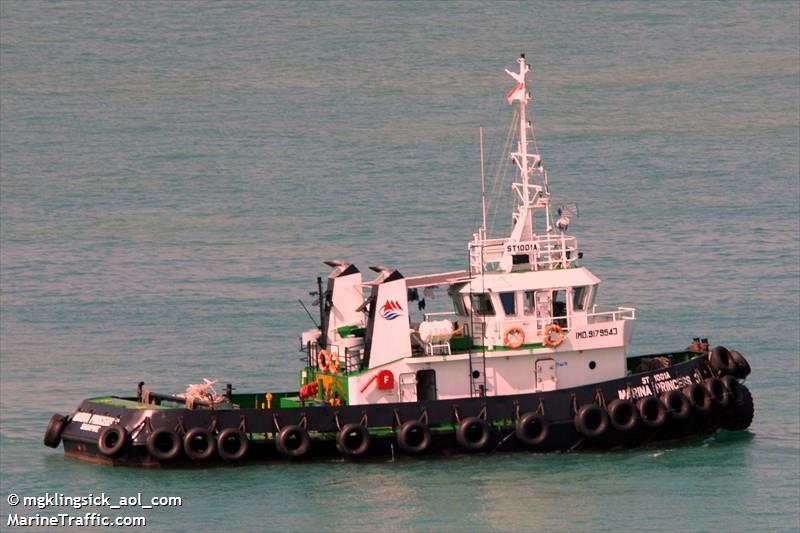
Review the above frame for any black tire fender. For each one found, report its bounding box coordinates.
[720,375,740,398]
[183,427,216,461]
[396,420,432,454]
[276,425,310,459]
[721,383,754,431]
[515,412,549,446]
[705,377,730,408]
[97,424,129,458]
[574,404,609,438]
[661,389,691,421]
[709,346,737,376]
[336,423,370,458]
[43,414,68,449]
[217,428,249,461]
[456,416,491,451]
[146,427,182,461]
[728,350,751,379]
[684,382,713,414]
[607,399,638,432]
[637,396,667,428]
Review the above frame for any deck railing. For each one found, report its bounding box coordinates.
[468,234,580,274]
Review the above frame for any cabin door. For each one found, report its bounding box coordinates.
[416,369,437,401]
[535,358,557,392]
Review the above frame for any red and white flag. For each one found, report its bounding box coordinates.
[506,83,525,104]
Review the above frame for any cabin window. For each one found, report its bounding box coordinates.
[499,292,516,316]
[572,286,588,312]
[451,294,468,316]
[523,291,536,315]
[553,290,567,327]
[470,293,495,316]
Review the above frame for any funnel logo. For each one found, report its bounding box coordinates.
[379,300,404,321]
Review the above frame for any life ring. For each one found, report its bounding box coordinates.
[543,324,565,348]
[276,425,310,458]
[328,352,341,374]
[607,399,638,432]
[146,428,182,461]
[637,396,667,428]
[515,412,549,446]
[183,427,216,461]
[43,413,68,448]
[396,420,432,454]
[97,424,129,457]
[661,389,691,420]
[217,428,249,461]
[317,350,329,372]
[455,416,491,451]
[574,404,609,437]
[336,424,371,458]
[503,327,525,349]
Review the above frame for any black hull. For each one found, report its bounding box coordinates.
[50,354,754,467]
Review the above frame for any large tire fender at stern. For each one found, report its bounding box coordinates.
[44,414,68,449]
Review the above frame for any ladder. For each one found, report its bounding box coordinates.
[468,349,487,397]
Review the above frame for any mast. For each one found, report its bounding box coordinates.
[469,55,576,274]
[479,126,487,239]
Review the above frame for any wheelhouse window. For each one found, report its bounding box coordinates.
[523,291,536,315]
[499,292,516,316]
[553,290,568,327]
[572,286,589,312]
[451,294,468,316]
[470,293,495,316]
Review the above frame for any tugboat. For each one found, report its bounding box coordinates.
[44,55,754,466]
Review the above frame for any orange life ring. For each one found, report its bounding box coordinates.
[503,327,525,349]
[543,324,564,347]
[328,352,341,374]
[317,349,329,372]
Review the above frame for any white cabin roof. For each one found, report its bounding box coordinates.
[459,267,600,293]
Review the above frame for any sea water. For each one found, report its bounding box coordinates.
[1,2,798,531]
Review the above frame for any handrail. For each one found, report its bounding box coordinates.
[468,234,580,273]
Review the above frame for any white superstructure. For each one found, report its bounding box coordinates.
[303,55,636,406]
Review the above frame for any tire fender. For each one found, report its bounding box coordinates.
[97,424,129,458]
